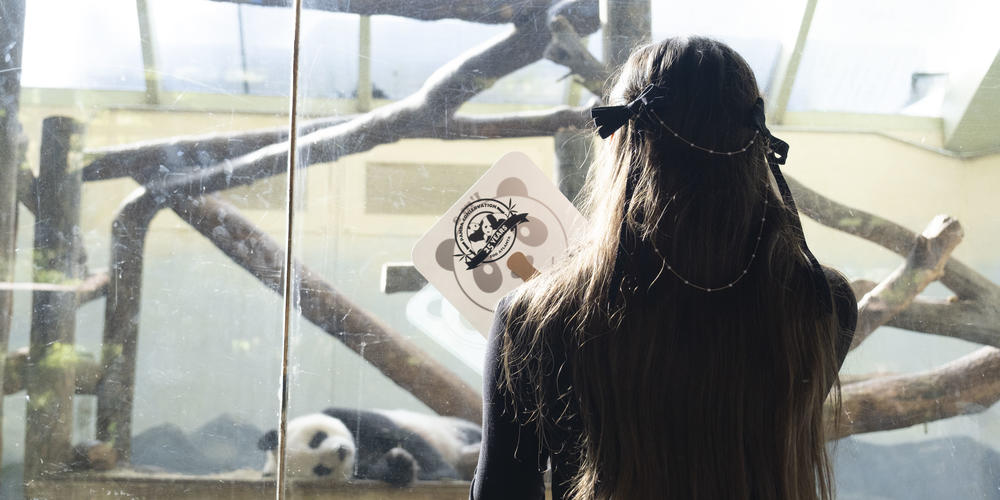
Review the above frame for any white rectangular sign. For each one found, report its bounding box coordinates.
[411,152,587,335]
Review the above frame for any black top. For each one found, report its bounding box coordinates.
[469,269,858,500]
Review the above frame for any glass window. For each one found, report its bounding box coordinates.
[650,0,806,93]
[788,0,984,115]
[147,0,247,94]
[20,0,145,90]
[3,1,999,499]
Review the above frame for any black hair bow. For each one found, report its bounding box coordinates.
[591,84,665,139]
[750,97,789,165]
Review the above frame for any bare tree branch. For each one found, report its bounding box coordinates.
[851,215,964,349]
[4,347,102,395]
[886,299,1000,348]
[82,115,350,183]
[840,371,898,386]
[437,106,591,139]
[16,164,36,214]
[785,174,996,301]
[851,279,1000,348]
[170,194,483,423]
[138,16,573,202]
[82,107,590,183]
[544,15,607,96]
[210,0,600,33]
[830,346,1000,439]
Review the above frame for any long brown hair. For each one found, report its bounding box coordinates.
[500,37,843,500]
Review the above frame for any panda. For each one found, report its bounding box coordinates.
[259,407,482,487]
[259,413,356,482]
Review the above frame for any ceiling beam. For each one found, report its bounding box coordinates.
[766,0,817,124]
[943,49,1000,154]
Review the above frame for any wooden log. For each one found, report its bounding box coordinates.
[82,115,350,183]
[601,0,650,68]
[96,190,159,463]
[545,15,607,97]
[4,347,103,395]
[0,0,26,471]
[25,116,84,477]
[17,159,37,214]
[141,5,598,205]
[785,174,995,301]
[830,346,1000,439]
[851,215,964,349]
[210,0,600,31]
[554,128,593,206]
[850,278,1000,348]
[81,108,592,184]
[27,473,477,500]
[171,194,483,423]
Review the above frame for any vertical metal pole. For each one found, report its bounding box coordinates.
[767,0,818,124]
[277,0,304,498]
[136,0,160,105]
[237,4,252,94]
[357,15,372,112]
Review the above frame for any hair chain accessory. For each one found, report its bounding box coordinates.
[601,88,834,314]
[660,195,768,292]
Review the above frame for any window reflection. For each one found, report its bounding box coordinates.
[1,1,998,499]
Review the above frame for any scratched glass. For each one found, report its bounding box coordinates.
[2,0,293,497]
[1,1,998,499]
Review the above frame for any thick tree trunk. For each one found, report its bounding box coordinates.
[602,0,650,68]
[25,117,84,477]
[831,346,1000,439]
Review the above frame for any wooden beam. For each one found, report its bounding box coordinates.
[27,473,475,500]
[601,0,650,68]
[97,190,158,464]
[831,346,1000,439]
[26,116,85,478]
[943,50,1000,154]
[4,347,103,395]
[766,0,817,124]
[172,195,483,423]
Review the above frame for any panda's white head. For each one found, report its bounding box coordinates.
[259,413,356,481]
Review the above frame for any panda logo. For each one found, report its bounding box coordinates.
[454,198,529,270]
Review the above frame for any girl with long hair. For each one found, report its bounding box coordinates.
[470,36,857,500]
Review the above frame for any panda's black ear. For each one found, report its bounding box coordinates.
[258,430,279,451]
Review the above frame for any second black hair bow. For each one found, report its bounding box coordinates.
[591,84,665,139]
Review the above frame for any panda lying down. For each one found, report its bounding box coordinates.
[258,407,482,486]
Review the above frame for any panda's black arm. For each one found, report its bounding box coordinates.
[470,296,547,500]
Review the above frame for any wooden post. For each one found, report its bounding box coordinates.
[25,116,84,477]
[0,0,26,471]
[554,129,591,207]
[97,189,158,464]
[601,0,651,68]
